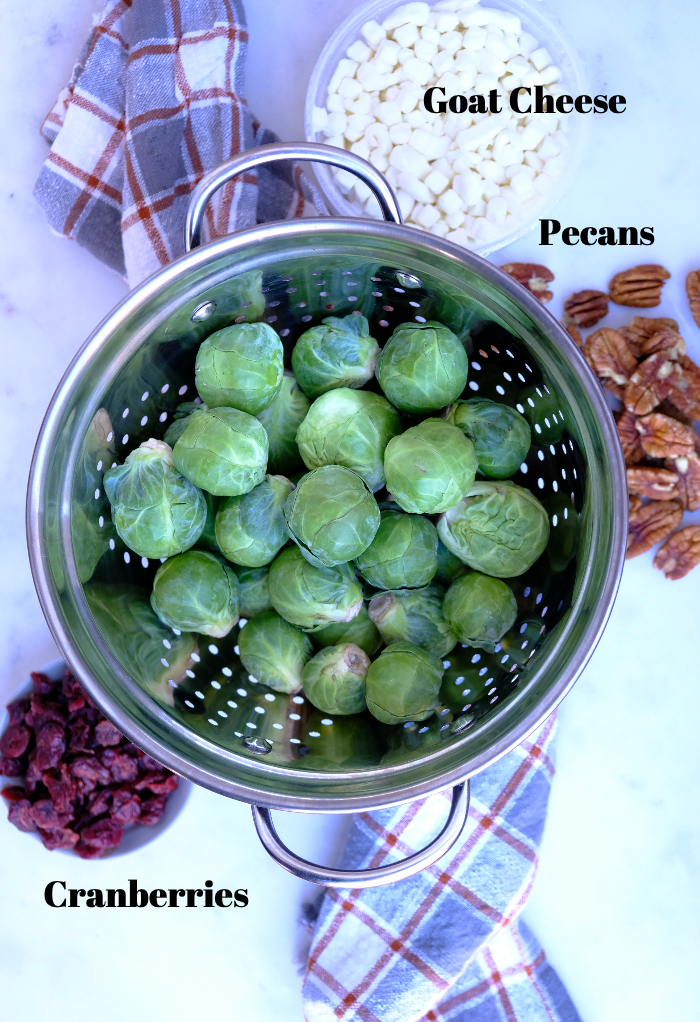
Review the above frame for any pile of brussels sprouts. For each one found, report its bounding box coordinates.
[103,312,551,731]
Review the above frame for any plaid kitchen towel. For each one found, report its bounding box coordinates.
[302,713,582,1022]
[34,0,320,287]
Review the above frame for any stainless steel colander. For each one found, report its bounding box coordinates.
[27,142,626,887]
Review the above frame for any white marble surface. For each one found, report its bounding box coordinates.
[1,1,700,1020]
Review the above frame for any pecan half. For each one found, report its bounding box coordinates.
[583,327,637,400]
[564,289,609,327]
[653,526,700,579]
[656,398,696,428]
[635,411,697,459]
[564,322,583,347]
[624,353,683,416]
[618,316,679,358]
[500,263,554,303]
[664,355,700,420]
[627,499,683,558]
[665,452,700,510]
[686,270,700,329]
[617,410,645,465]
[637,327,686,360]
[629,494,643,515]
[626,467,679,501]
[609,265,670,307]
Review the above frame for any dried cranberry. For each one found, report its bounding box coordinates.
[31,672,55,695]
[95,720,123,747]
[61,671,83,699]
[0,757,25,777]
[1,785,27,803]
[137,752,164,772]
[43,773,75,815]
[8,799,37,832]
[30,799,74,830]
[40,826,79,851]
[7,697,30,725]
[74,840,105,859]
[102,749,138,783]
[87,786,113,817]
[70,756,111,788]
[67,695,86,713]
[68,718,93,753]
[28,695,65,730]
[79,817,123,849]
[0,723,31,759]
[135,794,167,825]
[24,751,44,793]
[134,771,178,795]
[34,722,66,771]
[111,786,141,825]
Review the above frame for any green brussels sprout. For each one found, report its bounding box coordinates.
[518,385,566,443]
[296,388,401,491]
[255,371,310,475]
[237,610,312,693]
[194,321,284,413]
[72,408,117,583]
[365,640,444,724]
[435,539,468,586]
[442,572,517,651]
[438,645,503,714]
[375,320,469,413]
[383,418,477,514]
[297,711,381,770]
[163,401,209,448]
[284,465,380,567]
[268,545,363,630]
[354,510,438,589]
[150,550,239,637]
[104,439,206,559]
[311,603,382,656]
[302,643,370,715]
[368,584,456,657]
[447,398,531,478]
[236,566,273,618]
[291,314,379,399]
[173,406,268,497]
[437,481,550,577]
[85,582,197,707]
[215,474,293,567]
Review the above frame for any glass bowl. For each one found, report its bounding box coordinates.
[304,0,588,255]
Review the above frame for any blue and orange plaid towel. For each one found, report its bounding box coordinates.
[302,714,582,1022]
[33,0,319,286]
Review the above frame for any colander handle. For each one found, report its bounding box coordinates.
[184,141,403,251]
[250,780,469,889]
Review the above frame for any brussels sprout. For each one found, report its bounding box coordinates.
[163,401,209,448]
[354,510,438,590]
[311,604,382,656]
[365,641,444,724]
[291,314,379,399]
[435,540,467,587]
[442,572,517,651]
[368,584,456,657]
[173,407,268,497]
[237,610,312,693]
[297,711,381,770]
[236,566,273,618]
[194,321,284,413]
[72,408,116,583]
[85,582,197,707]
[255,371,310,475]
[268,545,363,630]
[104,439,206,559]
[296,388,401,492]
[447,398,531,478]
[438,481,550,577]
[302,643,369,715]
[383,418,477,514]
[375,320,469,413]
[284,465,380,568]
[150,550,239,637]
[215,474,293,567]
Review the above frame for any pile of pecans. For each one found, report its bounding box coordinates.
[562,265,700,580]
[1,669,179,857]
[500,260,700,578]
